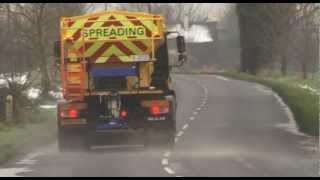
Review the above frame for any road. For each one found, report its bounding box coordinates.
[0,74,318,177]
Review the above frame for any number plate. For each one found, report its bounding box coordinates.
[147,116,166,121]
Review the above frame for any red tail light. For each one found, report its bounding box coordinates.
[60,109,78,119]
[151,105,161,115]
[120,110,128,119]
[69,109,78,118]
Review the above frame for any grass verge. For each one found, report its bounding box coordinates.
[0,107,56,164]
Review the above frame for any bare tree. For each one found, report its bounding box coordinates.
[10,3,88,97]
[237,3,319,76]
[172,3,209,29]
[0,4,38,119]
[117,3,209,29]
[292,4,319,79]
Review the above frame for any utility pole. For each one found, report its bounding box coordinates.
[104,3,108,11]
[6,3,10,31]
[318,7,320,74]
[147,3,152,13]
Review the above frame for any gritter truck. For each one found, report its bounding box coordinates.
[54,11,187,151]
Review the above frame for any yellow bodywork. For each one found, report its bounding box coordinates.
[60,11,167,100]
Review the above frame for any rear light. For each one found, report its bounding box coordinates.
[120,110,128,119]
[69,109,78,118]
[150,104,169,115]
[151,105,161,115]
[60,109,78,119]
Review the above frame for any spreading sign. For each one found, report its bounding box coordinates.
[83,26,146,40]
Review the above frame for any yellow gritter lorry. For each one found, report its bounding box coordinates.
[53,10,186,151]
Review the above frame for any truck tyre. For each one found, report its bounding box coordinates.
[144,98,176,150]
[144,134,174,150]
[58,129,88,152]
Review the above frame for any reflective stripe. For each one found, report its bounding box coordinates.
[62,11,164,63]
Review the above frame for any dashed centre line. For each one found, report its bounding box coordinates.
[182,124,189,130]
[163,151,171,158]
[162,158,169,166]
[176,131,184,137]
[175,137,179,143]
[164,167,175,175]
[161,78,208,177]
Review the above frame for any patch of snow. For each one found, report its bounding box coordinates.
[15,74,27,85]
[0,73,28,87]
[168,24,213,43]
[49,91,62,99]
[0,75,8,87]
[39,105,56,109]
[0,79,7,87]
[297,84,318,95]
[26,88,41,99]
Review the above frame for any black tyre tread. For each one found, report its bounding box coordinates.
[58,129,88,152]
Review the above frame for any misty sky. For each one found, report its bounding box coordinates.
[90,3,228,21]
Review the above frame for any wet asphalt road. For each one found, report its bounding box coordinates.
[0,74,318,177]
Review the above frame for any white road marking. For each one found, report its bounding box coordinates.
[182,124,189,130]
[176,131,184,137]
[161,77,208,177]
[235,157,257,171]
[254,86,273,95]
[162,158,169,166]
[215,76,230,81]
[175,137,179,143]
[16,160,37,165]
[23,152,44,161]
[272,91,309,137]
[90,144,144,149]
[164,167,175,175]
[163,151,171,158]
[0,168,33,177]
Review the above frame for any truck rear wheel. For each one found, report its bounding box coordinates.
[144,103,176,150]
[58,129,88,152]
[144,130,175,150]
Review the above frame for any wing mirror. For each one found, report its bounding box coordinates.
[176,35,186,53]
[176,35,187,66]
[166,32,188,67]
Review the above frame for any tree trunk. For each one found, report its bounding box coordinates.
[36,6,51,98]
[281,55,287,76]
[302,61,308,79]
[38,33,50,97]
[39,50,50,98]
[147,3,152,13]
